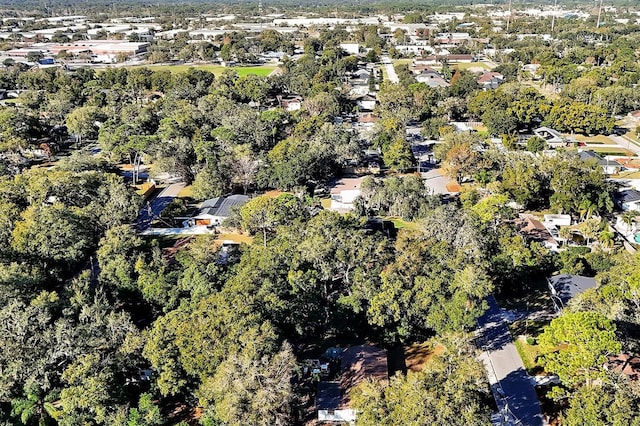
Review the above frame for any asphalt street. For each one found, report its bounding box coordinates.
[476,296,544,426]
[381,56,399,83]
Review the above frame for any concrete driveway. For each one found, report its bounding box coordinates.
[476,296,544,426]
[421,168,456,195]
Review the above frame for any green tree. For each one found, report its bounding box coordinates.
[382,138,414,172]
[539,311,621,388]
[97,225,145,291]
[368,219,492,341]
[621,210,638,232]
[11,384,60,426]
[126,393,163,426]
[197,344,296,426]
[562,381,640,426]
[66,106,105,143]
[526,135,547,153]
[11,204,93,272]
[350,336,492,425]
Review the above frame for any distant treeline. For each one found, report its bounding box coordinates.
[0,0,638,17]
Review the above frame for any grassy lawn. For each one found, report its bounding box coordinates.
[454,61,492,71]
[625,130,640,144]
[570,134,611,144]
[177,185,193,198]
[379,64,388,81]
[388,217,419,230]
[124,63,277,77]
[614,170,640,179]
[392,58,412,66]
[587,146,635,156]
[510,318,550,374]
[216,232,253,244]
[514,336,542,373]
[320,198,332,209]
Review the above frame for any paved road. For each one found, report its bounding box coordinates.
[609,134,640,156]
[381,56,399,83]
[476,296,544,426]
[136,182,185,231]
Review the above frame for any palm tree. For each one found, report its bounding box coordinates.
[578,198,596,221]
[581,218,600,246]
[559,226,572,246]
[621,210,639,233]
[598,230,615,249]
[11,386,60,426]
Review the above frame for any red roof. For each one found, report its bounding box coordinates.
[607,354,640,381]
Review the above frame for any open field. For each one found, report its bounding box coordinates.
[123,63,277,77]
[453,61,492,71]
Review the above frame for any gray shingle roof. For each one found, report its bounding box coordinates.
[549,274,597,307]
[198,194,249,218]
[578,150,621,167]
[619,189,640,204]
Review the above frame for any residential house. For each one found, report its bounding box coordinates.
[578,150,622,175]
[329,177,364,212]
[355,112,378,129]
[548,274,597,311]
[533,126,570,148]
[187,195,249,227]
[522,63,542,79]
[276,94,303,112]
[317,345,388,424]
[354,94,377,111]
[414,68,450,88]
[516,216,560,251]
[339,43,360,55]
[543,214,572,228]
[434,32,471,45]
[477,71,504,89]
[618,189,640,212]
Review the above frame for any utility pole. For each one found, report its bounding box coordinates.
[596,0,604,28]
[551,0,558,33]
[506,0,513,33]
